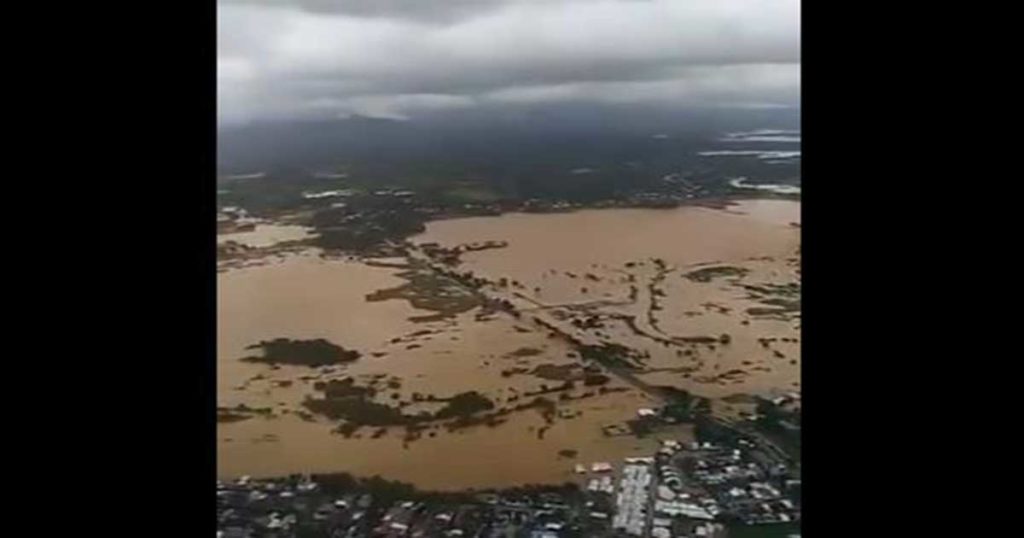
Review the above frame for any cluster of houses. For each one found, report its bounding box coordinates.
[675,440,800,525]
[612,463,652,536]
[570,425,799,537]
[217,475,589,538]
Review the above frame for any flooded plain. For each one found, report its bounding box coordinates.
[414,199,801,397]
[217,223,314,248]
[217,200,800,490]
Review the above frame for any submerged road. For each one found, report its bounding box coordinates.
[405,243,799,469]
[407,244,679,405]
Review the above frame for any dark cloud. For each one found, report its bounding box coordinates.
[218,0,800,124]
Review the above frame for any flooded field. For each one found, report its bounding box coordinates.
[218,223,314,248]
[414,199,801,397]
[217,200,800,489]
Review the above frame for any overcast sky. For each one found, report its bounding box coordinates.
[218,0,800,125]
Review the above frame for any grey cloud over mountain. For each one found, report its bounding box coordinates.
[218,0,800,124]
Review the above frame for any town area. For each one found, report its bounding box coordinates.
[218,414,800,538]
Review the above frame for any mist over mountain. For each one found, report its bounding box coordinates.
[217,104,799,174]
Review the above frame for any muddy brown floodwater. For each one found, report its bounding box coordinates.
[218,223,314,248]
[217,200,800,490]
[414,199,801,397]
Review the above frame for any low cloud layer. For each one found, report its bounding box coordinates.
[218,0,800,124]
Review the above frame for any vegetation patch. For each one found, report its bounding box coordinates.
[314,378,376,399]
[672,336,719,344]
[311,204,427,253]
[759,297,801,312]
[578,343,645,370]
[440,183,502,204]
[217,404,275,423]
[683,265,750,282]
[366,265,482,318]
[303,379,497,432]
[507,347,544,358]
[216,410,251,423]
[433,391,496,420]
[531,363,582,382]
[746,307,790,316]
[242,338,360,367]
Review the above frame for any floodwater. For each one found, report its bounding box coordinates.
[219,387,679,490]
[218,223,313,248]
[218,254,668,488]
[414,199,801,397]
[218,200,800,489]
[416,200,798,274]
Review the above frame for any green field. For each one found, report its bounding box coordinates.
[441,184,503,203]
